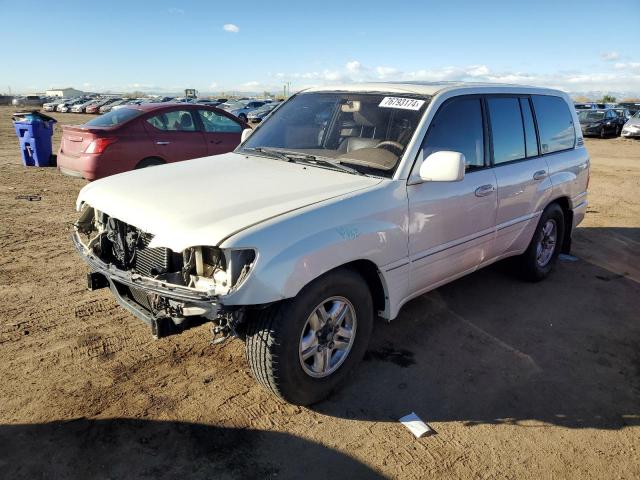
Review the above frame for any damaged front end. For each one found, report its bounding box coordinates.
[73,204,256,339]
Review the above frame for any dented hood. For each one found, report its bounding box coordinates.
[77,152,381,251]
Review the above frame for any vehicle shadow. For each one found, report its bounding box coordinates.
[0,418,385,480]
[314,227,640,430]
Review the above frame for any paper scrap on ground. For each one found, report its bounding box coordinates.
[399,412,433,438]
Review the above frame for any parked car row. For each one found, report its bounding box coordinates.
[574,101,640,138]
[577,108,640,138]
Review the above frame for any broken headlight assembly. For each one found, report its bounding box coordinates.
[186,246,257,295]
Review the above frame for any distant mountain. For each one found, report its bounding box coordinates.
[568,90,640,101]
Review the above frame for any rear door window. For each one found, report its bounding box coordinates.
[197,110,242,132]
[147,110,198,131]
[422,97,485,171]
[531,95,575,154]
[487,97,526,164]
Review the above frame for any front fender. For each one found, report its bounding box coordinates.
[220,181,408,307]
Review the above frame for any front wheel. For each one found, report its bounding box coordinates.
[517,203,565,282]
[244,268,373,405]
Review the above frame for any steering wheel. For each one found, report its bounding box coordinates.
[375,141,405,155]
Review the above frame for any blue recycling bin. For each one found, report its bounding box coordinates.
[12,111,57,167]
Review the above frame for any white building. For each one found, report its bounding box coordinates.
[45,87,84,98]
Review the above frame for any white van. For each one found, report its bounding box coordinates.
[74,82,589,404]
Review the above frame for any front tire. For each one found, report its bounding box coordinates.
[244,268,373,405]
[518,203,565,282]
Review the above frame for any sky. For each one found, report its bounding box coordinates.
[1,0,639,96]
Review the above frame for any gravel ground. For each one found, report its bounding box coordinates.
[0,106,638,479]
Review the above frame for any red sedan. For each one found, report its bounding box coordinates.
[57,103,248,180]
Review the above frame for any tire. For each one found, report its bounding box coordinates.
[518,203,565,282]
[245,268,373,405]
[135,157,165,169]
[600,127,606,139]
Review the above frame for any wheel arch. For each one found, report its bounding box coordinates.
[135,156,166,169]
[339,259,388,317]
[547,196,573,253]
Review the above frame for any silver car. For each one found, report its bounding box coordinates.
[622,111,640,138]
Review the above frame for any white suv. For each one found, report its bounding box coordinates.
[74,82,589,404]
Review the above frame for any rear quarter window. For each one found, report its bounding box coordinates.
[532,95,576,154]
[85,108,141,127]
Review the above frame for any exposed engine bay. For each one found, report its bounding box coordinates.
[74,204,255,339]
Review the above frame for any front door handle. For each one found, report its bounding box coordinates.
[475,184,496,197]
[156,141,171,146]
[533,170,547,181]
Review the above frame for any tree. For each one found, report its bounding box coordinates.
[600,94,616,103]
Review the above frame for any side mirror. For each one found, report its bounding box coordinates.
[241,128,253,143]
[419,151,465,182]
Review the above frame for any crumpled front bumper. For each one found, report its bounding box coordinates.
[72,232,220,330]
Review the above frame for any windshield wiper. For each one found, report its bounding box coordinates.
[251,148,364,176]
[247,147,292,162]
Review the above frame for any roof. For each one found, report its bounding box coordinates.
[303,81,565,97]
[127,102,222,112]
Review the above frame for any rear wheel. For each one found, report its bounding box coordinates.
[518,203,565,282]
[244,268,373,405]
[135,157,165,169]
[600,126,606,138]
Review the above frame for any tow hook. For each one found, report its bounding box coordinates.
[210,312,243,345]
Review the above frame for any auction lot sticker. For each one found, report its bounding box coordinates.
[379,97,425,110]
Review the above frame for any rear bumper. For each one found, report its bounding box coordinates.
[572,198,588,229]
[57,152,100,180]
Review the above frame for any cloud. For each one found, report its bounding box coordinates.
[601,51,619,61]
[614,62,640,70]
[346,61,362,73]
[168,7,184,15]
[243,81,260,87]
[466,65,490,77]
[223,23,239,33]
[209,82,218,89]
[375,66,399,78]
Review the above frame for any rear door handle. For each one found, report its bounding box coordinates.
[211,140,222,145]
[475,184,496,197]
[156,141,171,146]
[533,170,547,181]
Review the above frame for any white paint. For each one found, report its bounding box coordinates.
[399,412,433,438]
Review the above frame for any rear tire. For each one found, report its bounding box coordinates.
[518,203,565,282]
[135,157,165,169]
[245,268,373,405]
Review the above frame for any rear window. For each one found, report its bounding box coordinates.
[84,108,141,127]
[531,95,575,154]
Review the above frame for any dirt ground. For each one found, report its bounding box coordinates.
[0,105,638,479]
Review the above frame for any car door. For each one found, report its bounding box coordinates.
[407,96,498,294]
[196,109,244,155]
[487,96,553,258]
[143,108,207,163]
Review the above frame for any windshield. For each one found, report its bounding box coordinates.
[241,92,429,177]
[84,108,141,127]
[578,111,605,122]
